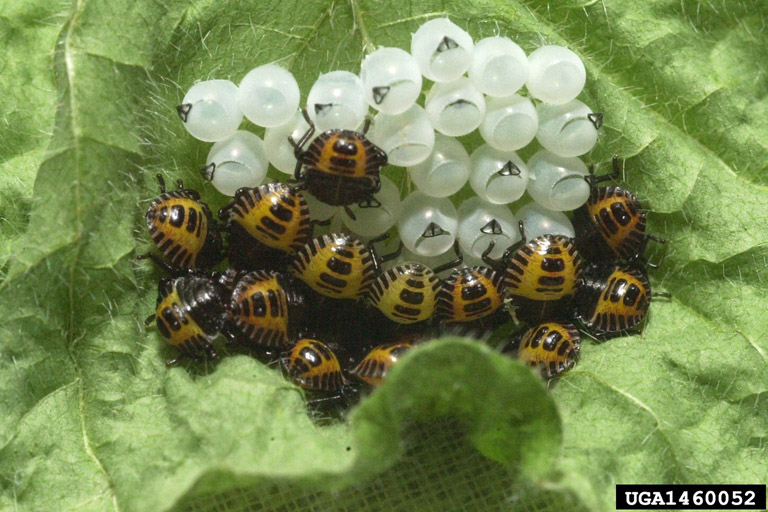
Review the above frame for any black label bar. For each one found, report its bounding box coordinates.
[616,484,766,510]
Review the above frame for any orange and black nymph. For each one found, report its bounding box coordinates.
[140,174,222,274]
[292,233,390,300]
[575,264,658,336]
[573,156,665,264]
[367,256,460,324]
[146,274,227,367]
[218,182,314,271]
[435,265,506,324]
[349,342,413,387]
[486,223,583,322]
[222,270,305,352]
[290,109,387,211]
[282,338,345,392]
[517,322,580,379]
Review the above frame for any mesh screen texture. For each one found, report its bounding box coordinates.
[187,420,585,512]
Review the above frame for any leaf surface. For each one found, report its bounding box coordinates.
[1,0,766,511]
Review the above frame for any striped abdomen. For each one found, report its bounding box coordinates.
[225,183,312,254]
[367,263,440,324]
[227,271,292,348]
[301,130,387,179]
[291,233,376,299]
[349,343,412,387]
[577,265,650,334]
[282,339,344,391]
[146,190,218,269]
[504,235,583,301]
[435,266,505,323]
[586,187,646,259]
[518,322,580,378]
[299,130,386,206]
[155,276,223,358]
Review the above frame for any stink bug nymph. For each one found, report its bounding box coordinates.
[367,248,461,325]
[223,270,305,353]
[573,156,666,265]
[145,274,227,367]
[139,174,223,274]
[218,182,316,271]
[575,264,668,337]
[484,221,583,322]
[290,109,387,218]
[517,322,580,379]
[349,342,413,387]
[282,338,345,392]
[291,233,400,300]
[435,265,506,324]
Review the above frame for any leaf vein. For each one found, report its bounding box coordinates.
[61,2,120,509]
[567,371,684,481]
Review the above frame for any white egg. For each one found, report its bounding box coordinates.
[360,47,422,115]
[457,197,520,262]
[408,134,471,198]
[526,45,586,104]
[425,78,486,137]
[536,99,601,157]
[526,150,590,211]
[397,192,458,257]
[469,36,528,97]
[479,94,538,151]
[469,145,529,204]
[411,18,474,82]
[341,176,401,237]
[238,65,299,127]
[306,71,368,131]
[202,130,268,195]
[179,79,242,142]
[370,104,435,167]
[515,201,575,239]
[263,110,312,175]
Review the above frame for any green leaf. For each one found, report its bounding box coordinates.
[0,0,66,271]
[1,0,767,511]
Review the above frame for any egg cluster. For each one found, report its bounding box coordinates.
[177,18,602,264]
[140,18,666,404]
